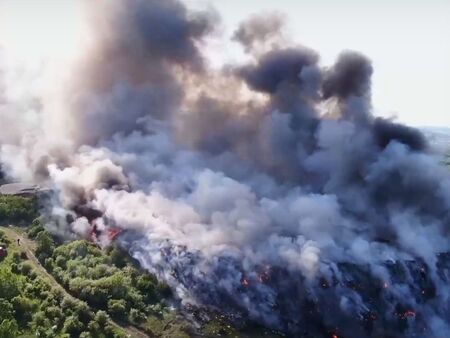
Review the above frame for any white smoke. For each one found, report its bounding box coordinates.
[1,1,449,337]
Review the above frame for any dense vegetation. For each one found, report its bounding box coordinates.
[0,195,38,226]
[26,220,196,338]
[0,228,128,338]
[0,196,195,338]
[0,195,281,338]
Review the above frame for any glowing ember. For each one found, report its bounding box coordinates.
[404,310,416,318]
[258,266,271,283]
[396,310,416,319]
[107,228,123,241]
[241,278,250,287]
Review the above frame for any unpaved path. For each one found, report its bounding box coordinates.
[1,226,151,338]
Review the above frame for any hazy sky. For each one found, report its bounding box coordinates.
[0,1,449,128]
[191,0,450,127]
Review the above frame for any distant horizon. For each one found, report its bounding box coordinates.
[191,0,450,128]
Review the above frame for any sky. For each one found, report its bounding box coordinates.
[0,0,449,128]
[190,0,450,128]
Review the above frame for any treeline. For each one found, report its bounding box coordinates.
[28,220,172,327]
[0,195,38,226]
[27,221,194,337]
[0,194,192,337]
[0,196,271,338]
[0,228,128,338]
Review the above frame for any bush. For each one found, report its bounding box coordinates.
[62,315,85,336]
[45,306,64,324]
[29,270,38,280]
[0,268,21,300]
[0,195,38,225]
[73,300,91,323]
[108,299,127,320]
[0,299,14,321]
[11,296,35,324]
[10,263,19,274]
[55,255,67,268]
[0,230,10,245]
[27,219,45,239]
[31,311,50,330]
[11,252,21,264]
[129,308,145,324]
[19,262,33,276]
[44,257,54,271]
[35,231,55,262]
[0,319,19,338]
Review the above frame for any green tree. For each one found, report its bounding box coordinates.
[18,262,33,276]
[0,195,38,225]
[27,218,45,239]
[129,308,145,324]
[31,310,51,331]
[0,319,19,338]
[94,310,109,326]
[11,252,21,264]
[108,299,127,320]
[73,300,91,323]
[109,246,128,268]
[35,231,55,262]
[62,315,85,337]
[136,274,158,302]
[0,299,13,321]
[0,269,20,300]
[45,305,64,326]
[11,296,35,325]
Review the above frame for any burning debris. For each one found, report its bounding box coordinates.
[88,223,122,245]
[241,277,250,288]
[1,1,450,337]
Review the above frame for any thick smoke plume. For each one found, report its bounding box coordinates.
[1,1,449,337]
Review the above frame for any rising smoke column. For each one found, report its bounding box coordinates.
[1,1,450,337]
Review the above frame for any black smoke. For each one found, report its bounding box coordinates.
[1,1,449,337]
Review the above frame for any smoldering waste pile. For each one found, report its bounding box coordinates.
[0,1,449,337]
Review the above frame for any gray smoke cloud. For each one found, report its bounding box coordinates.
[1,1,449,337]
[233,12,286,55]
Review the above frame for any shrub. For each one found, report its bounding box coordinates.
[19,262,33,276]
[27,219,45,239]
[35,231,55,262]
[0,299,14,321]
[0,319,19,338]
[62,315,85,336]
[0,195,38,225]
[11,296,35,324]
[0,268,21,299]
[108,299,127,320]
[129,308,145,324]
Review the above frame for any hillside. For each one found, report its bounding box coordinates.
[0,195,282,338]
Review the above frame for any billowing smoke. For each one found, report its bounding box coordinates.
[1,1,450,337]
